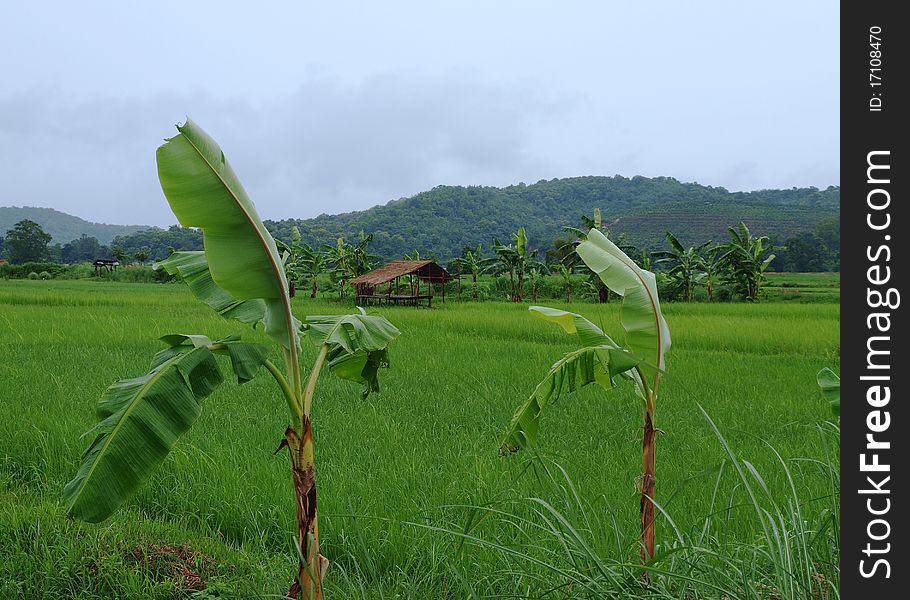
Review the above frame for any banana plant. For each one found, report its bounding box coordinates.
[501,228,671,563]
[63,119,400,600]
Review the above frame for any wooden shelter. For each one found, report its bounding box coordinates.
[350,260,455,307]
[93,259,120,275]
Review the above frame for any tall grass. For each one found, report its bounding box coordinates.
[419,411,839,599]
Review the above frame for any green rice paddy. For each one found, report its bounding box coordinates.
[0,279,839,598]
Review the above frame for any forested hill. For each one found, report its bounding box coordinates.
[0,206,146,244]
[267,176,839,259]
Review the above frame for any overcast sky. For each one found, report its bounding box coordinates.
[0,1,838,227]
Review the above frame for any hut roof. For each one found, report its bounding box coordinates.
[349,260,455,286]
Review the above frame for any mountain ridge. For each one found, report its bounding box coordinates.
[0,206,147,245]
[4,175,839,260]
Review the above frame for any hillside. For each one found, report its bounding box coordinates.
[4,176,840,261]
[267,176,839,259]
[0,206,146,244]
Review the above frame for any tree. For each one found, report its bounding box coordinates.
[699,246,723,302]
[61,234,108,263]
[4,219,52,263]
[276,227,305,297]
[554,263,573,303]
[452,244,496,300]
[527,266,548,303]
[502,228,671,564]
[299,243,328,298]
[64,120,401,599]
[133,248,150,264]
[718,222,776,301]
[560,210,614,303]
[325,233,377,299]
[110,225,203,262]
[493,227,541,302]
[110,245,127,263]
[652,232,709,302]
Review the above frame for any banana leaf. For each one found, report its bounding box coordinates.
[156,119,299,350]
[816,367,840,417]
[576,228,670,385]
[501,345,641,452]
[64,346,223,522]
[303,311,400,397]
[155,251,267,326]
[528,305,619,348]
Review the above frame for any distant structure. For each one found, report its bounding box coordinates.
[350,260,455,307]
[93,259,120,275]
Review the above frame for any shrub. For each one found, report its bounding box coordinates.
[27,272,39,280]
[0,261,67,279]
[38,271,52,280]
[715,286,734,302]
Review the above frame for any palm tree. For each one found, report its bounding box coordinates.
[652,232,709,302]
[718,222,776,301]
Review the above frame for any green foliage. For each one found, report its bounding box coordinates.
[491,227,544,302]
[718,222,776,301]
[652,232,710,302]
[324,233,378,298]
[503,229,672,452]
[302,310,401,398]
[60,234,111,263]
[109,225,203,262]
[157,118,299,353]
[64,120,401,598]
[817,367,840,416]
[452,244,496,300]
[774,217,840,272]
[264,177,840,262]
[0,261,67,279]
[3,219,52,264]
[64,345,228,522]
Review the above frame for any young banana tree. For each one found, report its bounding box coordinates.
[453,244,496,300]
[63,119,400,600]
[501,228,671,563]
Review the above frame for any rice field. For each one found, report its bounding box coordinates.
[0,279,839,598]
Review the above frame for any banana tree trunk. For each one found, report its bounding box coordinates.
[639,411,656,563]
[311,278,318,298]
[283,421,326,599]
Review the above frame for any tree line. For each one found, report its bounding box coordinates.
[2,210,830,303]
